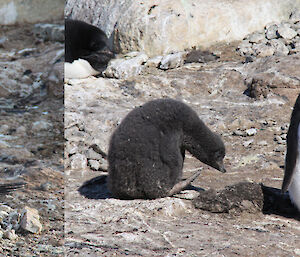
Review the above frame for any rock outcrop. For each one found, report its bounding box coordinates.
[65,0,300,56]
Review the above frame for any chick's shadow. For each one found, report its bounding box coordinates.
[78,175,204,200]
[78,177,299,220]
[78,175,111,199]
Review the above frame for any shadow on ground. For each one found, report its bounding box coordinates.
[78,178,299,220]
[78,175,110,199]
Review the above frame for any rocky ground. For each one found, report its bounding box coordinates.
[65,15,300,256]
[0,22,64,256]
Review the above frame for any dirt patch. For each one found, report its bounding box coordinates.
[0,22,64,256]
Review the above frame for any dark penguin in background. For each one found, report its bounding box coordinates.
[108,98,226,199]
[65,19,114,78]
[0,182,26,194]
[65,19,109,63]
[282,94,300,211]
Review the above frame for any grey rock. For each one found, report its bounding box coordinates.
[243,139,254,147]
[65,0,298,56]
[246,128,257,136]
[159,52,186,70]
[237,41,255,56]
[290,9,300,22]
[88,160,101,171]
[265,24,278,40]
[145,56,163,68]
[20,206,42,234]
[33,24,64,42]
[254,43,275,57]
[70,153,87,170]
[85,148,103,160]
[3,229,18,240]
[0,124,10,134]
[277,24,297,40]
[0,140,10,148]
[274,135,284,144]
[275,145,286,152]
[103,52,148,79]
[0,205,13,213]
[248,32,266,43]
[32,120,52,132]
[270,39,290,56]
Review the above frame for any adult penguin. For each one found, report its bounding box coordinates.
[282,94,300,211]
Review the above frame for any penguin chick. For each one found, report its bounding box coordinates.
[282,93,300,211]
[108,98,226,199]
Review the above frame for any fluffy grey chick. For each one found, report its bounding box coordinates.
[108,98,226,199]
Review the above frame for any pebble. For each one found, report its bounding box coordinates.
[274,135,284,144]
[159,52,186,70]
[243,139,254,147]
[3,229,18,240]
[246,128,257,136]
[275,145,286,152]
[32,120,52,132]
[277,24,297,40]
[70,153,87,170]
[88,159,101,171]
[20,206,42,234]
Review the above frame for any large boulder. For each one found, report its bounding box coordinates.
[65,0,300,56]
[0,0,64,25]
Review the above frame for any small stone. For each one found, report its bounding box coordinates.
[275,145,286,152]
[280,133,287,140]
[270,39,290,56]
[0,140,10,148]
[243,139,254,147]
[159,52,186,70]
[0,230,3,239]
[145,56,163,68]
[40,182,52,191]
[85,148,103,160]
[290,9,300,22]
[0,210,9,222]
[255,44,275,57]
[248,32,265,43]
[70,153,87,170]
[88,160,101,171]
[20,206,42,234]
[237,41,255,56]
[3,229,18,240]
[265,24,278,40]
[274,135,284,144]
[16,126,26,134]
[233,130,246,137]
[277,24,297,40]
[0,205,13,213]
[246,128,257,136]
[103,52,148,79]
[32,120,52,132]
[0,124,10,134]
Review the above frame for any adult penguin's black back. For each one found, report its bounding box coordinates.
[282,94,300,211]
[65,19,109,63]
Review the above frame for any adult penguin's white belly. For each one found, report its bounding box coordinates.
[288,123,300,211]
